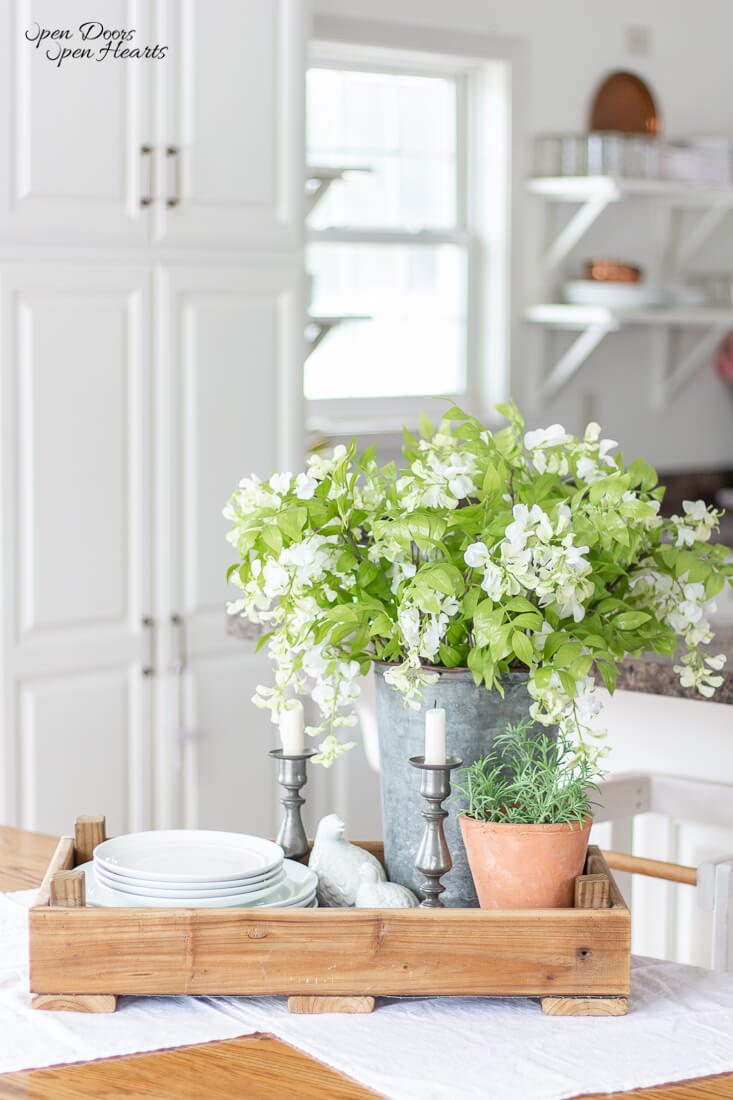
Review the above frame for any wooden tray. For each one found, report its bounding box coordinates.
[29,816,630,1017]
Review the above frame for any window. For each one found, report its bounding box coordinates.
[304,38,512,432]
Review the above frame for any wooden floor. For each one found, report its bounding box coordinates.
[1,826,732,1100]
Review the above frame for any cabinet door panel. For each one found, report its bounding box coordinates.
[158,0,303,249]
[18,671,132,836]
[1,265,154,832]
[0,0,153,243]
[158,263,303,829]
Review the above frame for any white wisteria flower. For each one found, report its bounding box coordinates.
[225,404,732,766]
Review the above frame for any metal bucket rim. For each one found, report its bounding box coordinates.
[372,659,531,683]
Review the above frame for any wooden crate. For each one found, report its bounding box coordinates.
[29,815,630,1017]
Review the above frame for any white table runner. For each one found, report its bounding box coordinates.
[3,889,733,1100]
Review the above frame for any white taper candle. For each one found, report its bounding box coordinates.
[280,700,305,755]
[424,706,446,765]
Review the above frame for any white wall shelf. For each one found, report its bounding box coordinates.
[527,175,733,404]
[529,177,733,275]
[529,176,733,205]
[526,304,733,329]
[526,304,733,405]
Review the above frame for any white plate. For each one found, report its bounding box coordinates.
[79,860,318,909]
[93,830,283,883]
[563,280,667,309]
[94,863,286,899]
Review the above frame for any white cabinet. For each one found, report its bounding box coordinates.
[0,1,155,244]
[0,263,155,833]
[0,2,307,836]
[157,0,304,249]
[0,0,303,249]
[0,261,304,834]
[155,263,304,832]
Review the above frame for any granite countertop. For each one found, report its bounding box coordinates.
[596,623,733,705]
[228,615,733,706]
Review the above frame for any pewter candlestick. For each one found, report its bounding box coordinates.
[409,755,462,908]
[269,748,317,859]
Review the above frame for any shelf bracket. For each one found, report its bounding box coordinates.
[543,196,611,274]
[541,323,614,401]
[674,205,731,270]
[305,315,371,358]
[305,166,374,217]
[657,324,729,407]
[306,177,335,217]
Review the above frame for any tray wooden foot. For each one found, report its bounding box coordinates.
[31,994,117,1013]
[288,996,375,1015]
[540,996,628,1017]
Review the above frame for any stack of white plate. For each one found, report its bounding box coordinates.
[77,829,318,909]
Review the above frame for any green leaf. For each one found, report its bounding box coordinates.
[482,463,502,493]
[489,625,512,661]
[511,630,534,666]
[533,666,554,689]
[553,642,583,667]
[260,524,283,555]
[503,596,537,614]
[597,661,617,694]
[627,456,646,488]
[370,612,393,638]
[706,572,726,599]
[569,654,593,679]
[329,621,356,645]
[467,645,484,685]
[439,644,462,667]
[418,412,435,440]
[544,631,570,658]
[463,587,482,618]
[277,507,307,541]
[442,404,468,421]
[558,669,577,697]
[613,611,651,631]
[641,464,658,492]
[509,611,543,631]
[357,560,378,587]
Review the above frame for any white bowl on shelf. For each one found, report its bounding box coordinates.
[563,280,667,309]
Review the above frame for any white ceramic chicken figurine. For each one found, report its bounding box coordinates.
[355,864,419,909]
[309,814,386,907]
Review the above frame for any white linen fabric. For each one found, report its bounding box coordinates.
[3,889,733,1099]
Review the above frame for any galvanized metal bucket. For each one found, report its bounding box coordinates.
[374,664,543,907]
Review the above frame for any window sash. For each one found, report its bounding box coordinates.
[306,61,473,422]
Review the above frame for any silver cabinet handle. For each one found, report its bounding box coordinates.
[142,616,156,677]
[170,613,187,673]
[166,146,181,207]
[140,145,154,207]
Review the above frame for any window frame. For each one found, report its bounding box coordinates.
[305,23,515,438]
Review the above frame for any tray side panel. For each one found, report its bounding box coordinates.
[30,906,630,998]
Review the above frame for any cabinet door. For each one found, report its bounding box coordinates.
[0,0,154,244]
[157,0,304,249]
[0,265,155,835]
[157,262,304,832]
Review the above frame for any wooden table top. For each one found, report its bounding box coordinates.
[1,826,732,1100]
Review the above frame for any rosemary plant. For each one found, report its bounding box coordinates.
[454,718,602,825]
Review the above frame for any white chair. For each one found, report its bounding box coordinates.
[595,772,733,971]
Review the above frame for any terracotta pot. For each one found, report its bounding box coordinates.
[459,814,592,908]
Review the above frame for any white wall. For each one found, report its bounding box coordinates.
[312,0,733,470]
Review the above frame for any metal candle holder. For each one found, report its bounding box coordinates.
[269,748,317,859]
[409,755,463,908]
